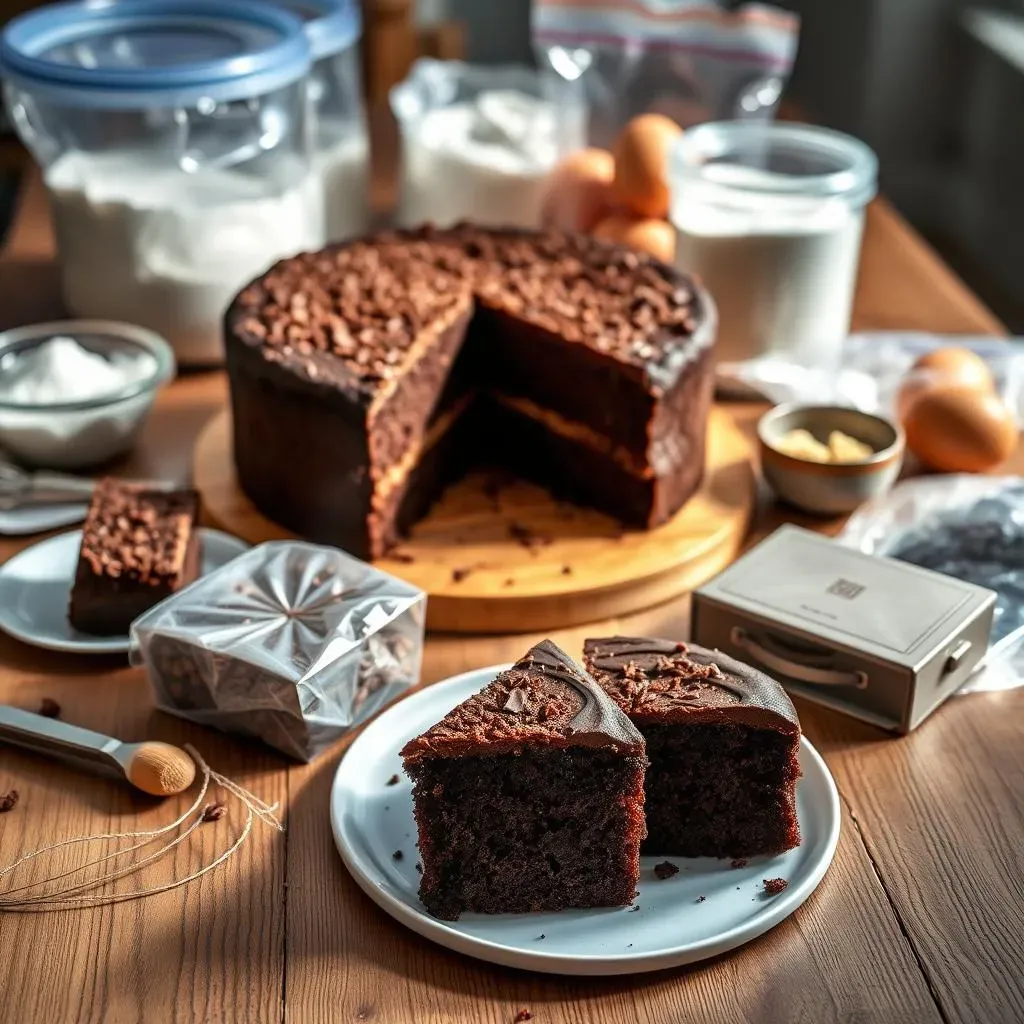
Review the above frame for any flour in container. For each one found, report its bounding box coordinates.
[45,151,324,366]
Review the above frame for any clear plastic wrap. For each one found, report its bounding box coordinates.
[840,476,1024,693]
[131,541,426,760]
[533,0,799,148]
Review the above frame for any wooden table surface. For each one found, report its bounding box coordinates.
[0,166,1021,1024]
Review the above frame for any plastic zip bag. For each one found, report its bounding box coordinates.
[840,476,1024,693]
[533,0,800,148]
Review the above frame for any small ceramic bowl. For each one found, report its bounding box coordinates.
[758,404,904,515]
[0,320,175,470]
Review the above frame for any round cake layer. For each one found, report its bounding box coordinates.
[223,224,717,559]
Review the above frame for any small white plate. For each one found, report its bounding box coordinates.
[0,528,249,654]
[331,666,841,975]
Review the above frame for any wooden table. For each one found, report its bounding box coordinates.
[1,167,1021,1024]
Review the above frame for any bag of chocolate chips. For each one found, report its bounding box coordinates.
[131,541,426,760]
[841,476,1024,693]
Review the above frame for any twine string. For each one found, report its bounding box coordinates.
[0,745,283,912]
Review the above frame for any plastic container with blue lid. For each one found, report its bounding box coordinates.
[0,0,323,366]
[275,0,370,242]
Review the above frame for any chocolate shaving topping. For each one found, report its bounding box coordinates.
[230,226,704,394]
[502,688,529,714]
[79,479,196,586]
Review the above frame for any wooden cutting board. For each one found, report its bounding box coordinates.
[193,407,755,632]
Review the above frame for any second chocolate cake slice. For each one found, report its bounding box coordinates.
[401,639,646,920]
[584,637,801,859]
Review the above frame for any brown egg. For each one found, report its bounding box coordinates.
[911,347,994,392]
[540,148,615,232]
[611,114,682,219]
[903,384,1017,472]
[592,214,676,262]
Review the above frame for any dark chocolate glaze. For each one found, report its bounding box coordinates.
[401,639,645,761]
[584,636,800,735]
[524,639,646,754]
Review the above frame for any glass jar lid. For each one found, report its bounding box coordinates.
[671,122,878,208]
[272,0,362,60]
[0,0,311,108]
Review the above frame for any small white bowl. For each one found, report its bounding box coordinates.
[758,404,904,515]
[0,320,175,470]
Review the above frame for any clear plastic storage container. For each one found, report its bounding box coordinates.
[391,59,585,229]
[278,0,371,241]
[131,541,427,761]
[669,122,877,373]
[0,0,322,367]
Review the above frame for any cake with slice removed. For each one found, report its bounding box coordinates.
[584,636,801,859]
[401,639,647,920]
[225,224,715,560]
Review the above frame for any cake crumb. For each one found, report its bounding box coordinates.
[653,860,679,880]
[0,790,19,813]
[392,850,403,861]
[535,934,545,940]
[386,774,400,786]
[627,905,640,912]
[730,858,748,869]
[415,862,422,873]
[626,943,633,948]
[451,566,472,583]
[38,697,61,718]
[696,895,706,903]
[508,521,552,552]
[560,565,572,576]
[514,1010,532,1022]
[201,802,226,823]
[763,877,788,896]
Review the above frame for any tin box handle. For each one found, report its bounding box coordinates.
[730,627,869,690]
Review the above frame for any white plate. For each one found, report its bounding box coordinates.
[331,665,841,975]
[0,528,249,654]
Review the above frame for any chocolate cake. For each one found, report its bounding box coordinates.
[225,225,715,560]
[68,479,201,636]
[584,637,801,859]
[401,639,646,920]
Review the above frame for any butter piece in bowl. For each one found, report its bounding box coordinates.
[758,404,904,515]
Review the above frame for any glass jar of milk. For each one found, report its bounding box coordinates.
[670,123,877,373]
[279,0,371,242]
[0,0,322,367]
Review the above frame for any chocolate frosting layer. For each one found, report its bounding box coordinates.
[401,639,645,761]
[583,636,800,735]
[226,224,710,401]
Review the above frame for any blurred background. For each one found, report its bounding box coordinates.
[1,0,1021,329]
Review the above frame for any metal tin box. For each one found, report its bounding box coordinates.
[691,525,996,733]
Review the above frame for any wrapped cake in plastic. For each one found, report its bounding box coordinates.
[131,541,426,760]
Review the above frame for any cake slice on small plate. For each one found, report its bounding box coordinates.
[401,639,647,920]
[584,636,801,858]
[68,478,202,636]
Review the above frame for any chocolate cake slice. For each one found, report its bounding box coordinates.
[584,637,801,859]
[225,225,714,560]
[68,479,202,636]
[401,639,646,920]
